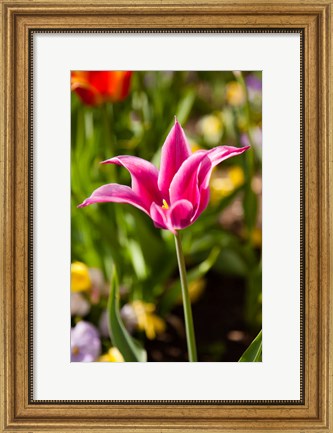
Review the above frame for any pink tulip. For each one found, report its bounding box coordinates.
[78,119,250,233]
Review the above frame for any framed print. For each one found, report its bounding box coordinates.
[1,0,332,432]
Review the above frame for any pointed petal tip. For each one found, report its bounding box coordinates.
[158,117,192,196]
[100,157,116,165]
[174,117,182,130]
[77,201,87,208]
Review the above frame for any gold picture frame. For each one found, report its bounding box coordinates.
[1,0,332,431]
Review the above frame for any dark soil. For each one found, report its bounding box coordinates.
[146,271,259,362]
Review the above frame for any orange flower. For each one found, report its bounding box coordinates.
[71,71,132,106]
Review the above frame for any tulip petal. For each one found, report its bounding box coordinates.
[102,156,161,211]
[149,202,169,231]
[209,145,250,165]
[88,71,132,102]
[169,151,210,206]
[190,187,210,223]
[193,146,250,220]
[158,119,192,199]
[198,145,251,188]
[169,199,194,230]
[71,79,101,106]
[78,184,148,214]
[150,200,194,232]
[105,71,132,101]
[170,145,250,222]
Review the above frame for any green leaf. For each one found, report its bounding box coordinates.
[175,89,196,124]
[126,239,148,280]
[107,267,147,362]
[125,209,166,271]
[214,248,248,277]
[238,330,262,362]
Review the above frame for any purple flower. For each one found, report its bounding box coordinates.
[245,74,262,92]
[240,133,251,148]
[79,119,249,233]
[245,74,262,105]
[71,321,101,362]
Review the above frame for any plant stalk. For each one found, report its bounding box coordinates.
[174,232,198,362]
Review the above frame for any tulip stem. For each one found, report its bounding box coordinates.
[174,232,198,362]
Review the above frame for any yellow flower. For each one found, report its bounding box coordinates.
[210,166,244,204]
[198,114,223,146]
[229,166,245,187]
[225,81,246,106]
[250,227,262,248]
[188,278,206,303]
[98,347,124,362]
[131,300,166,340]
[189,139,203,153]
[71,261,91,293]
[240,227,262,248]
[177,278,206,304]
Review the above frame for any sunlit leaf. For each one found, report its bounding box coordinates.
[238,330,262,362]
[175,89,196,124]
[107,267,147,362]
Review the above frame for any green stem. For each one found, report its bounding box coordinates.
[174,232,198,362]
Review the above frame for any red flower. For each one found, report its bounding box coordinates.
[71,71,132,106]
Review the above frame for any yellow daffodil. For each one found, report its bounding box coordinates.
[71,261,91,293]
[98,347,124,362]
[131,300,166,340]
[225,81,246,106]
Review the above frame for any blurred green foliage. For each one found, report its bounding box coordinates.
[71,71,262,361]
